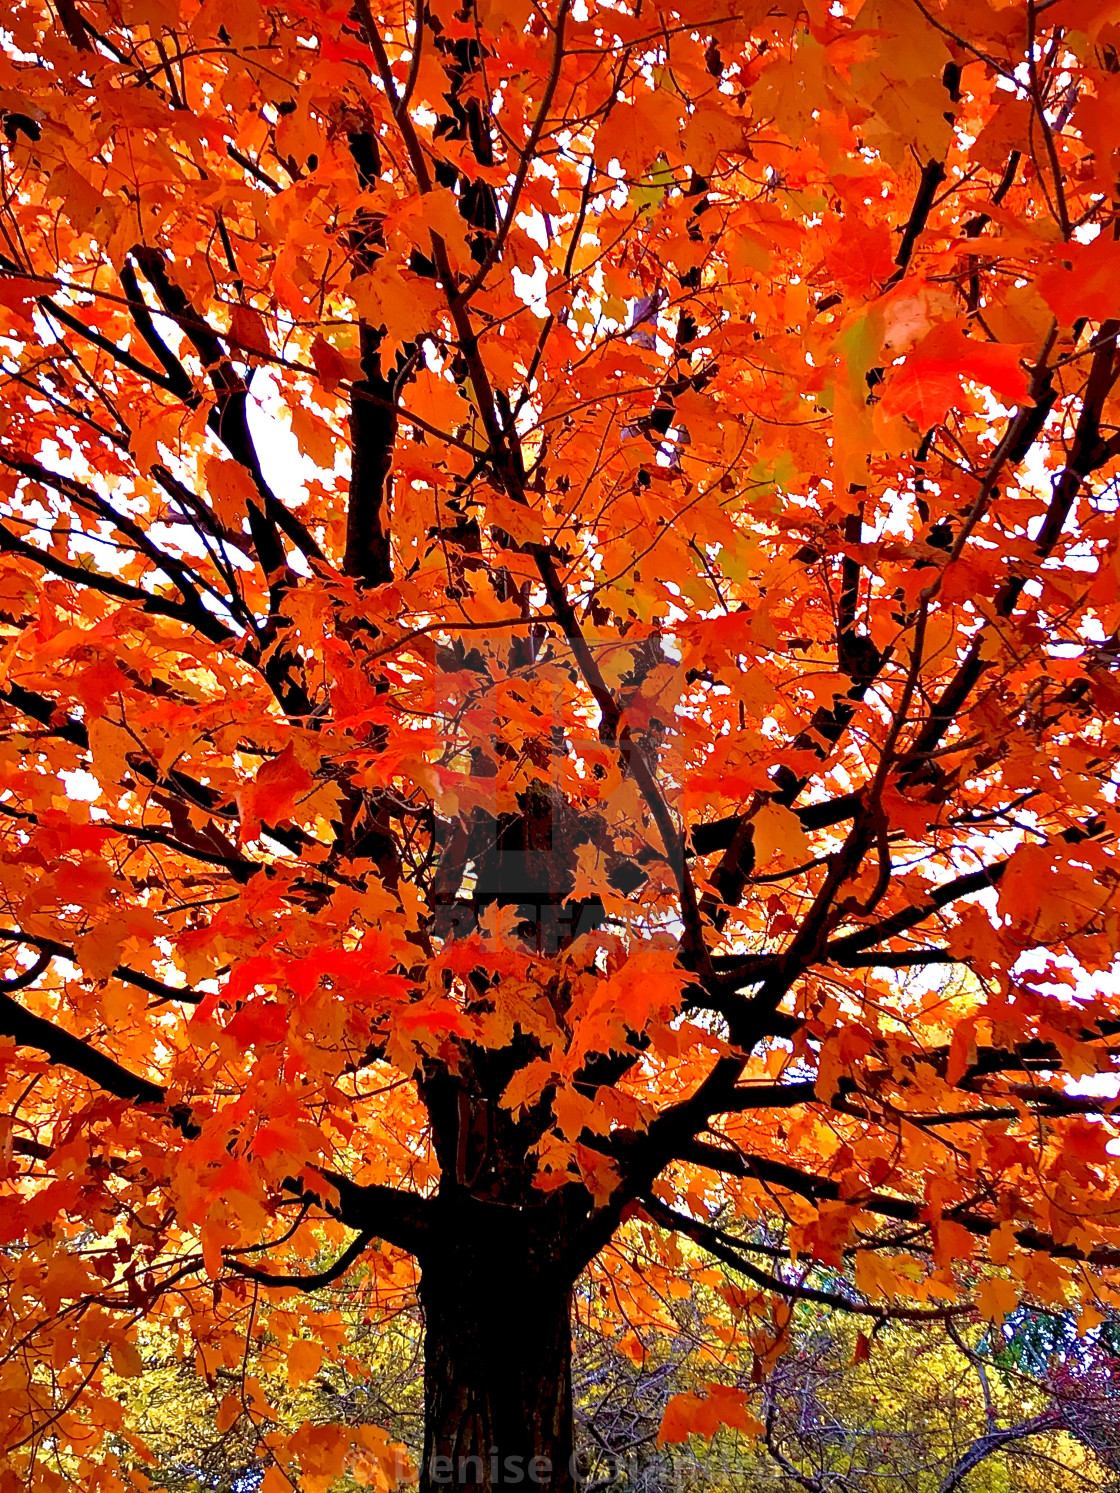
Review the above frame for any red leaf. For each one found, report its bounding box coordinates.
[1039,234,1120,325]
[238,742,315,837]
[227,999,289,1048]
[879,321,1029,426]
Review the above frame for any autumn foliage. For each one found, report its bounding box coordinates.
[4,0,1120,1487]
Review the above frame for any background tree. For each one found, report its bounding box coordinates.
[109,1264,1120,1493]
[587,1299,1120,1493]
[4,0,1120,1489]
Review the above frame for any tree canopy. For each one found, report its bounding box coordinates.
[3,0,1120,1489]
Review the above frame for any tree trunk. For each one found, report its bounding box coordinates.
[419,1246,574,1493]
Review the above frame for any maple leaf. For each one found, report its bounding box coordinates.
[287,1338,324,1388]
[237,742,316,838]
[205,452,259,529]
[352,260,447,363]
[1038,233,1120,325]
[500,1058,554,1115]
[0,274,40,330]
[487,490,545,547]
[575,1142,620,1204]
[659,1385,763,1444]
[596,90,671,177]
[216,1394,240,1434]
[976,1277,1019,1324]
[750,802,811,869]
[228,303,271,358]
[879,321,1030,426]
[109,1338,144,1379]
[226,999,289,1048]
[288,402,337,470]
[680,104,751,176]
[854,1249,902,1303]
[310,333,361,392]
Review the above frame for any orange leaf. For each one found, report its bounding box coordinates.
[976,1277,1019,1324]
[109,1338,144,1378]
[229,303,271,358]
[287,1338,324,1388]
[216,1395,241,1433]
[204,453,259,529]
[659,1385,762,1444]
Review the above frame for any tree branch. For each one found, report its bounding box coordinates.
[642,1194,969,1321]
[229,1228,375,1289]
[0,985,197,1130]
[936,1415,1063,1493]
[673,1146,1120,1266]
[0,981,435,1254]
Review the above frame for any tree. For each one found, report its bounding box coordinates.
[747,1310,1120,1493]
[586,1299,1120,1493]
[3,0,1120,1487]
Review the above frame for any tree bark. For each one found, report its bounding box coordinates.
[419,1243,574,1493]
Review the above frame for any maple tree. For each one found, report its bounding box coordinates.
[6,0,1120,1487]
